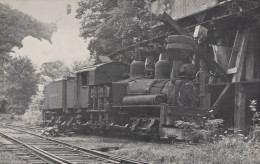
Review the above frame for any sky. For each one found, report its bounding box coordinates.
[0,0,90,68]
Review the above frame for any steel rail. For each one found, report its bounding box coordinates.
[4,125,148,164]
[0,131,73,164]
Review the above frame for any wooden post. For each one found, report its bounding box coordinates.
[159,104,167,138]
[62,80,67,113]
[199,61,211,109]
[234,84,246,132]
[245,32,255,81]
[42,110,46,121]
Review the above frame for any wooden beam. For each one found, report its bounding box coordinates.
[232,30,250,82]
[157,12,191,36]
[211,84,232,115]
[197,40,226,76]
[108,6,260,58]
[234,84,246,132]
[42,110,46,121]
[227,30,242,74]
[199,61,211,109]
[245,32,255,81]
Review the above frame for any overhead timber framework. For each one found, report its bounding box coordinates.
[108,0,260,59]
[106,0,260,133]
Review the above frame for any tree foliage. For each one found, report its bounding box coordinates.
[39,60,90,84]
[0,3,56,114]
[0,3,56,55]
[71,60,90,72]
[40,60,73,83]
[76,0,167,60]
[21,92,44,125]
[0,56,39,114]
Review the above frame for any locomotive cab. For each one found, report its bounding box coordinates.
[75,62,130,126]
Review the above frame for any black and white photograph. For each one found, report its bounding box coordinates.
[0,0,260,163]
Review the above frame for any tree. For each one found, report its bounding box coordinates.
[0,3,56,55]
[0,3,56,114]
[76,0,168,60]
[40,60,74,84]
[71,60,90,72]
[0,56,39,114]
[0,2,56,79]
[22,91,44,125]
[39,60,91,84]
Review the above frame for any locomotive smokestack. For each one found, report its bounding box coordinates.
[165,35,195,78]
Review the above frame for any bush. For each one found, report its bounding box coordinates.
[22,109,41,125]
[21,92,44,125]
[175,116,224,143]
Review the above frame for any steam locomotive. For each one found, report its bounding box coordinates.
[42,0,260,139]
[43,35,202,140]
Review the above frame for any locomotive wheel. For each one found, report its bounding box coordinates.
[166,35,194,44]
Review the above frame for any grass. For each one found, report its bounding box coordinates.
[1,113,259,163]
[0,145,27,164]
[115,140,260,163]
[0,111,41,126]
[57,135,260,164]
[113,139,260,163]
[0,114,22,126]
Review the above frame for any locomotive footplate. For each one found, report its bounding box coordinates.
[130,117,160,136]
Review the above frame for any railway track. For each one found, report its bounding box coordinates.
[4,123,44,132]
[0,125,147,164]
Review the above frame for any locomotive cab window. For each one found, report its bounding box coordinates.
[81,72,88,86]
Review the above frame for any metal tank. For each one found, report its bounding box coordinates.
[130,60,145,79]
[154,60,171,79]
